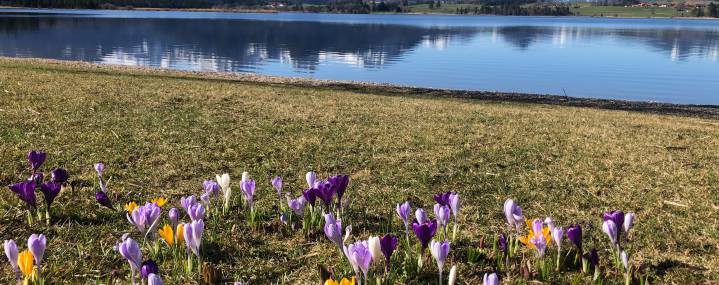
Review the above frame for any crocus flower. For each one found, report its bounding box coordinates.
[240,178,256,209]
[503,199,524,230]
[448,193,460,219]
[158,224,175,246]
[434,192,452,206]
[271,176,283,199]
[602,220,618,245]
[128,202,162,236]
[150,197,167,207]
[430,240,450,282]
[396,202,411,231]
[498,233,507,255]
[518,219,552,251]
[280,213,289,225]
[315,181,335,208]
[566,224,582,251]
[448,265,457,285]
[183,220,205,257]
[303,188,317,207]
[343,240,372,283]
[544,217,556,232]
[287,195,306,216]
[180,195,198,213]
[216,173,231,209]
[29,172,43,184]
[39,182,61,207]
[9,181,37,209]
[624,212,635,236]
[241,171,250,183]
[4,240,19,279]
[379,234,398,272]
[95,191,115,210]
[201,193,210,205]
[552,227,563,250]
[621,251,629,272]
[176,224,185,244]
[529,235,547,257]
[148,273,164,285]
[413,219,437,252]
[434,204,451,231]
[141,259,158,278]
[168,208,179,228]
[324,213,344,249]
[50,168,68,184]
[94,162,104,177]
[589,248,599,269]
[125,202,138,213]
[328,174,349,207]
[367,236,382,265]
[187,203,206,222]
[17,250,34,279]
[324,277,355,285]
[203,180,220,197]
[483,273,499,285]
[27,150,46,171]
[415,208,428,224]
[118,237,142,276]
[603,210,625,233]
[306,171,317,188]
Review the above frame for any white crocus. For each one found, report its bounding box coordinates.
[216,173,231,211]
[367,236,382,265]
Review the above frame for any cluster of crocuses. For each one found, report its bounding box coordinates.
[502,198,640,283]
[321,191,461,285]
[282,172,350,233]
[7,151,68,225]
[3,234,47,285]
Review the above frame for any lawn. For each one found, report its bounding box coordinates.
[0,58,718,284]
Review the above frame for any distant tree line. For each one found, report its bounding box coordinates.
[455,3,572,16]
[0,0,264,9]
[694,2,719,17]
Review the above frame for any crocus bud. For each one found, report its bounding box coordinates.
[483,272,499,285]
[141,259,158,278]
[147,273,164,285]
[367,236,382,264]
[4,240,19,273]
[27,150,46,171]
[602,220,618,245]
[94,162,104,177]
[28,234,46,266]
[415,208,428,224]
[50,168,69,184]
[305,171,317,188]
[448,265,457,285]
[168,208,179,228]
[624,212,635,236]
[621,251,629,272]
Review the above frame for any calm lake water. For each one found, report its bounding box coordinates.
[0,9,718,104]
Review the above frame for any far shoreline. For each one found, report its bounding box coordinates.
[1,6,718,20]
[2,56,717,119]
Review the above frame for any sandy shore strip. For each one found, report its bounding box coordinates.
[3,56,718,119]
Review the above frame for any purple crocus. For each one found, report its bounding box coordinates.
[95,191,115,210]
[315,181,335,208]
[203,180,220,197]
[128,202,162,236]
[328,174,349,207]
[412,219,437,252]
[566,224,582,251]
[40,182,62,207]
[4,240,19,280]
[603,210,625,232]
[140,259,159,278]
[624,212,635,236]
[415,208,428,224]
[529,234,547,257]
[50,168,69,184]
[148,273,164,285]
[503,199,524,230]
[552,227,564,250]
[118,237,142,283]
[343,240,373,283]
[434,192,452,206]
[240,179,256,209]
[187,203,206,222]
[498,233,507,255]
[396,202,411,233]
[271,176,283,199]
[379,234,398,272]
[168,208,179,229]
[27,150,46,171]
[183,220,205,257]
[602,220,618,245]
[305,171,317,188]
[180,195,197,213]
[483,273,499,285]
[287,195,306,216]
[28,234,46,269]
[430,240,450,282]
[448,193,460,219]
[434,204,451,231]
[302,188,317,207]
[94,162,104,177]
[589,248,599,269]
[9,181,37,209]
[323,213,344,249]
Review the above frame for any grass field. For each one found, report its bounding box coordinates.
[0,58,718,284]
[570,3,689,18]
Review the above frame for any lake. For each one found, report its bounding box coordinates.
[0,9,718,104]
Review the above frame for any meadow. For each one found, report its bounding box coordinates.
[0,58,718,284]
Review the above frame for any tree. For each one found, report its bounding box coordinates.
[708,2,718,18]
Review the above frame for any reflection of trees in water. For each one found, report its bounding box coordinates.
[494,25,719,60]
[0,16,477,71]
[0,15,717,70]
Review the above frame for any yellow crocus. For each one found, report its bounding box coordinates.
[518,219,552,249]
[325,277,355,285]
[158,224,175,246]
[18,250,34,278]
[124,201,138,213]
[176,223,185,244]
[150,197,168,207]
